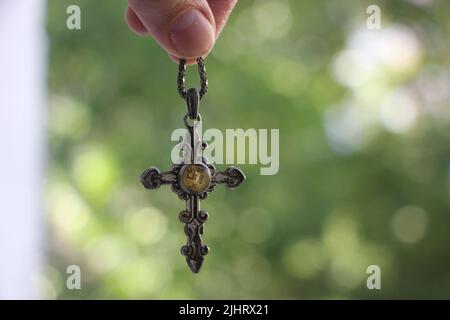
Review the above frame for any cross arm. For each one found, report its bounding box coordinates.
[140,166,178,189]
[212,166,246,189]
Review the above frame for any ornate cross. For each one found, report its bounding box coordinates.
[139,58,245,273]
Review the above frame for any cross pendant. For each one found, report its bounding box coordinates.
[140,162,245,273]
[139,58,245,273]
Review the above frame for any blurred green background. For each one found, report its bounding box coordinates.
[45,0,450,299]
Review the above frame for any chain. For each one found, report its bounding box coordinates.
[177,57,208,100]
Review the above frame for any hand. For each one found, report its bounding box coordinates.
[126,0,238,63]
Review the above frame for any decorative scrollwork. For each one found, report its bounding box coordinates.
[179,210,193,224]
[171,182,190,201]
[140,166,179,189]
[197,210,209,223]
[225,167,246,188]
[140,167,162,189]
[179,199,209,273]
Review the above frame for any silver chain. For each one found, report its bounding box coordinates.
[177,57,208,100]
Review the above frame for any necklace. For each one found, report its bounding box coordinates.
[140,58,245,273]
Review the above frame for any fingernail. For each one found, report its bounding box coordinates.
[169,9,215,58]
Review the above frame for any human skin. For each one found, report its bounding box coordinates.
[125,0,238,64]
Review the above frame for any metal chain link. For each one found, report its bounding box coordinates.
[177,57,208,100]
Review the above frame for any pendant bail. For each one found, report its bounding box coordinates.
[186,87,200,120]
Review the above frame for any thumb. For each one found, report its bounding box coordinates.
[127,0,216,60]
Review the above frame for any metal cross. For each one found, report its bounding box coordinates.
[139,58,245,273]
[140,162,245,273]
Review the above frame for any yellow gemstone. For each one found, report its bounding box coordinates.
[180,164,211,194]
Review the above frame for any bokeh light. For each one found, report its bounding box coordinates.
[45,0,450,299]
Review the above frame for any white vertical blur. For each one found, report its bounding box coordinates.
[0,0,46,299]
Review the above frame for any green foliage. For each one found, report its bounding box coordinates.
[47,0,450,299]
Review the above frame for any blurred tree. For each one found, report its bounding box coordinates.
[46,0,450,299]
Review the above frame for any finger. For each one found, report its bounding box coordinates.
[125,6,148,35]
[169,53,197,65]
[208,0,238,38]
[128,0,216,60]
